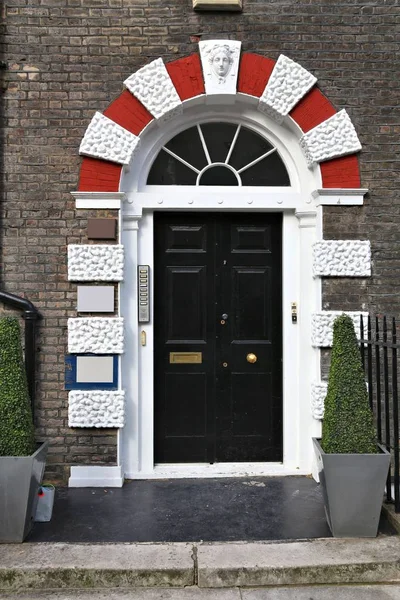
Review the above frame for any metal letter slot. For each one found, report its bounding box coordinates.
[169,352,202,364]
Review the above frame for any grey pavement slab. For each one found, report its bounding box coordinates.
[197,537,400,587]
[2,587,400,599]
[0,590,241,600]
[0,543,194,592]
[242,585,400,599]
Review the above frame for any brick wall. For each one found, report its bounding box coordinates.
[2,0,399,482]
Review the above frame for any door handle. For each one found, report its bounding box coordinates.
[246,353,257,364]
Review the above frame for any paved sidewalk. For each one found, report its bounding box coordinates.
[1,538,400,593]
[1,587,400,599]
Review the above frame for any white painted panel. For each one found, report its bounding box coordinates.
[77,285,115,313]
[76,356,114,383]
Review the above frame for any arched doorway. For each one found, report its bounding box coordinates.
[69,42,368,486]
[119,104,319,479]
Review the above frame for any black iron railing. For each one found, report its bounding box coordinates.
[360,315,400,512]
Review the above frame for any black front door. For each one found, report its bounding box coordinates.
[154,212,282,464]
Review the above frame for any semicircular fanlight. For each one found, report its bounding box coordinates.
[147,123,290,187]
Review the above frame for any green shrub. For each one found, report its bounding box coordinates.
[321,314,377,454]
[0,316,36,456]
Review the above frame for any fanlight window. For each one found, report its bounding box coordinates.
[147,123,290,187]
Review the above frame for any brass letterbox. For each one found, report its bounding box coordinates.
[169,352,202,364]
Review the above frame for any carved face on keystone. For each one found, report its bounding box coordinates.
[209,45,233,81]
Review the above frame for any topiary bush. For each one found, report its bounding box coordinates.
[0,316,36,456]
[321,314,377,454]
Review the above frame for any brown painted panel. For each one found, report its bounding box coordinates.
[87,218,117,240]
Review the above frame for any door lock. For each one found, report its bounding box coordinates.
[222,362,228,368]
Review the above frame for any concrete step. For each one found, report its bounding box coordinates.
[2,587,400,600]
[197,537,400,587]
[1,538,400,593]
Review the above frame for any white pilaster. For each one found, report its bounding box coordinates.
[119,214,142,478]
[282,213,300,471]
[136,212,155,475]
[295,209,322,470]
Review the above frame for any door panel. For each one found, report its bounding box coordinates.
[166,224,207,253]
[231,225,271,253]
[231,374,272,435]
[232,267,271,339]
[164,373,206,436]
[154,212,282,464]
[166,267,207,342]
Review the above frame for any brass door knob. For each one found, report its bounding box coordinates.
[246,353,257,364]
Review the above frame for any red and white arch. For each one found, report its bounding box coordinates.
[76,41,365,198]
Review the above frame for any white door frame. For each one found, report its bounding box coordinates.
[119,105,322,479]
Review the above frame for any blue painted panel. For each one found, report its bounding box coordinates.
[65,354,119,390]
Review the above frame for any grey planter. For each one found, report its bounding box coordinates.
[313,438,390,537]
[0,441,48,543]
